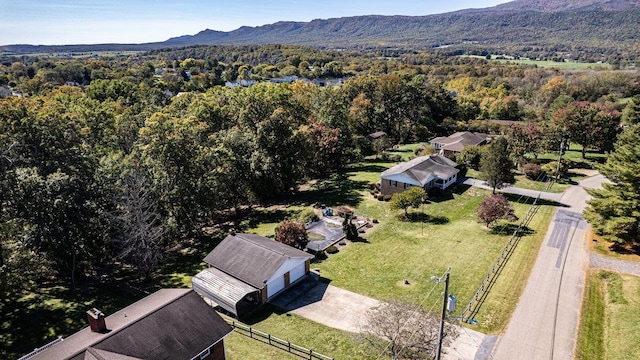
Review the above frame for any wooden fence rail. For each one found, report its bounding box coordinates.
[225,319,334,360]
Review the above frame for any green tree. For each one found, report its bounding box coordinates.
[390,187,426,217]
[551,101,620,158]
[480,137,514,194]
[584,125,640,244]
[621,96,640,125]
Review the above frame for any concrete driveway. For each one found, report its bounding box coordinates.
[271,274,486,359]
[270,273,380,332]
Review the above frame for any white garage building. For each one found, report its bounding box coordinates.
[192,233,313,318]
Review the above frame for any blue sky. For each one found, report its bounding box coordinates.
[0,0,511,45]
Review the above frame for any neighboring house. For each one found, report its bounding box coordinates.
[380,154,459,195]
[27,289,233,360]
[429,131,489,155]
[192,233,314,318]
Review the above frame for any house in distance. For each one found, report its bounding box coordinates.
[380,154,459,195]
[429,131,489,155]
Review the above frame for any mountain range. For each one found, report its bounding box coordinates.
[2,0,639,59]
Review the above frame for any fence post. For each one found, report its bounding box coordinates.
[250,327,253,338]
[309,349,313,360]
[288,341,291,352]
[268,334,271,345]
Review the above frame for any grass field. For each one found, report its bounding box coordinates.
[246,160,556,334]
[459,55,612,70]
[576,271,640,360]
[223,310,374,359]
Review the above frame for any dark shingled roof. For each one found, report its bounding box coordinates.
[29,289,232,360]
[380,154,459,187]
[203,233,313,289]
[430,131,488,152]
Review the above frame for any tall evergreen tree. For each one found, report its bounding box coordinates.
[480,137,514,194]
[584,125,640,244]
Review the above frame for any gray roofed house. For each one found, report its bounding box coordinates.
[193,233,314,318]
[380,154,460,195]
[429,131,489,155]
[27,289,233,360]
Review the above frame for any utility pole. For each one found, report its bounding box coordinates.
[435,267,451,360]
[555,135,567,183]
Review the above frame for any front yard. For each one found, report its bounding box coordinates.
[248,161,556,334]
[576,271,640,360]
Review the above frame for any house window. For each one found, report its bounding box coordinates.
[404,183,411,189]
[390,180,398,187]
[198,347,210,360]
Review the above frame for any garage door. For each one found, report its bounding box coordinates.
[267,276,285,298]
[290,262,306,283]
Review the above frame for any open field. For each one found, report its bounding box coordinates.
[576,271,640,360]
[249,160,556,333]
[459,55,612,70]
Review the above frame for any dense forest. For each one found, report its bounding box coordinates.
[1,44,639,301]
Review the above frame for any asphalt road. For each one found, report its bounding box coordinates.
[489,175,606,360]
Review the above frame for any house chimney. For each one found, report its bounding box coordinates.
[86,308,107,333]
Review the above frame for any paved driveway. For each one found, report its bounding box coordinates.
[270,274,380,332]
[271,274,486,359]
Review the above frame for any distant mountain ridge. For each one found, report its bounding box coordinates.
[2,0,639,59]
[489,0,640,12]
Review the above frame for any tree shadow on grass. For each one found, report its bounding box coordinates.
[502,193,566,207]
[286,173,369,208]
[242,208,297,231]
[1,283,136,359]
[491,223,535,236]
[609,242,640,256]
[400,212,450,224]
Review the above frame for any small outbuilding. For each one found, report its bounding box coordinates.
[192,233,314,318]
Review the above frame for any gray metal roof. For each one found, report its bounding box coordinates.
[203,233,313,289]
[29,289,233,360]
[380,154,459,186]
[192,267,258,315]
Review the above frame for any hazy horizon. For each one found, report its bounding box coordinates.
[0,0,511,46]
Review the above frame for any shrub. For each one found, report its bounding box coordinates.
[541,161,569,179]
[297,208,318,223]
[377,194,384,201]
[336,206,354,218]
[372,219,379,224]
[523,163,542,180]
[380,152,402,162]
[325,245,339,254]
[383,195,392,201]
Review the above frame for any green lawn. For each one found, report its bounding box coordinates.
[0,284,141,358]
[576,271,640,360]
[459,55,612,70]
[223,310,374,359]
